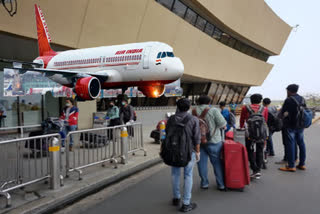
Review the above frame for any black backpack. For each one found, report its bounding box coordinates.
[160,114,192,167]
[246,105,269,143]
[267,111,283,132]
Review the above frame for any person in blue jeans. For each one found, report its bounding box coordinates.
[60,98,79,151]
[171,153,197,211]
[193,95,227,190]
[167,98,200,212]
[279,84,307,172]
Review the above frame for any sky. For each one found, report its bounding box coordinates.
[248,0,320,100]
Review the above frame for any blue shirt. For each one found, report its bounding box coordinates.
[221,108,231,132]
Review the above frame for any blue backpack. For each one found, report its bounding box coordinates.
[291,97,313,129]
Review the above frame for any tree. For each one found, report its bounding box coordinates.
[304,93,320,107]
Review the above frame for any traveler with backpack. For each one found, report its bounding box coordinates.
[160,98,200,212]
[219,101,236,132]
[263,98,280,156]
[120,99,135,136]
[240,94,268,179]
[193,95,227,191]
[279,84,311,172]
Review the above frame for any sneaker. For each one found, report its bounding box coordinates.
[255,172,262,179]
[179,202,197,212]
[172,198,180,206]
[200,185,209,190]
[268,153,275,157]
[296,165,306,170]
[250,172,261,179]
[69,146,73,152]
[275,160,287,165]
[218,187,227,192]
[279,166,296,172]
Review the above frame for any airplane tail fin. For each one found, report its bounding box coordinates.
[34,4,55,56]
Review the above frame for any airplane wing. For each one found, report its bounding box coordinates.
[8,67,109,82]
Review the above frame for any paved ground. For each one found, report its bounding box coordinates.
[0,108,175,213]
[55,120,320,214]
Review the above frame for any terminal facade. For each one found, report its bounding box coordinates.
[0,0,291,128]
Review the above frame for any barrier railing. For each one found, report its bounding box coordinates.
[134,106,176,111]
[126,123,146,156]
[0,124,42,141]
[64,123,146,180]
[0,133,62,208]
[0,123,145,208]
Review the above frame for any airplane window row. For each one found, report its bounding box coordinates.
[54,55,142,67]
[157,52,175,58]
[54,58,101,67]
[104,55,142,63]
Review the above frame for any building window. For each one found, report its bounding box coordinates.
[156,0,174,10]
[227,37,236,48]
[155,0,270,62]
[195,15,206,31]
[220,33,230,45]
[172,0,187,18]
[184,8,197,25]
[212,27,222,40]
[204,23,214,36]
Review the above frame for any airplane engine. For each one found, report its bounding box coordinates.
[138,85,165,98]
[74,76,101,100]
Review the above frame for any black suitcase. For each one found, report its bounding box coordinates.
[150,130,160,143]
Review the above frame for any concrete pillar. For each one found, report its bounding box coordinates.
[77,100,97,129]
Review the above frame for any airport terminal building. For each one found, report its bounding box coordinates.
[0,0,291,128]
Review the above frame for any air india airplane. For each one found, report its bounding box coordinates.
[14,5,184,100]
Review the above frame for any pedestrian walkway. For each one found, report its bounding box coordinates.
[75,120,320,214]
[1,111,319,214]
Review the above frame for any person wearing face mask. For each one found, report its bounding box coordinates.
[106,101,120,126]
[60,98,79,151]
[120,99,135,136]
[106,100,120,140]
[120,99,134,124]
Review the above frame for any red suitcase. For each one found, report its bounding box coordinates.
[224,139,250,191]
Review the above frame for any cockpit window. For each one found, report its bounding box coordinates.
[167,52,174,57]
[161,52,167,58]
[157,52,162,58]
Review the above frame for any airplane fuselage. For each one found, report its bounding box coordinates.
[34,41,184,89]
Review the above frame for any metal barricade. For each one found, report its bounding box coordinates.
[0,124,42,141]
[65,126,119,180]
[64,123,146,180]
[126,123,146,156]
[0,133,61,208]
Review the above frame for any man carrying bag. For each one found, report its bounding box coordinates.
[160,98,200,212]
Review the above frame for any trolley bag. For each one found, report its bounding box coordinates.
[150,129,160,143]
[224,139,250,191]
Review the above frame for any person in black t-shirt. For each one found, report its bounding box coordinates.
[279,84,307,172]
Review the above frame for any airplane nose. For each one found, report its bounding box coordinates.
[175,58,184,78]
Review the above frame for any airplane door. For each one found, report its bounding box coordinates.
[100,56,105,67]
[143,46,151,69]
